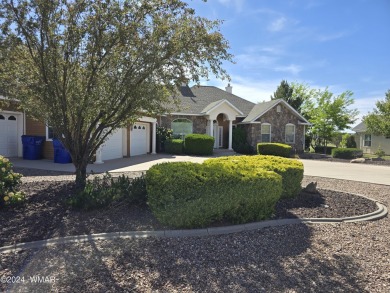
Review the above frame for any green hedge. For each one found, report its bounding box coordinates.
[146,162,282,228]
[204,155,303,199]
[257,143,292,158]
[184,134,214,156]
[331,148,363,159]
[314,146,335,155]
[164,139,184,155]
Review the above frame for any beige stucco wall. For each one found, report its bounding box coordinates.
[356,133,390,155]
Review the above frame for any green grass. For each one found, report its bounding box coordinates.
[363,153,390,160]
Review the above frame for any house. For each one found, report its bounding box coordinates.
[353,121,390,155]
[1,84,310,161]
[159,85,310,153]
[0,96,157,160]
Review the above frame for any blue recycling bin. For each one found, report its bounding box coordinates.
[53,139,72,164]
[21,135,45,160]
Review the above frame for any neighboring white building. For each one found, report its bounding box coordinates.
[353,122,390,155]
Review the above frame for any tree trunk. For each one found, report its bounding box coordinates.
[74,159,89,191]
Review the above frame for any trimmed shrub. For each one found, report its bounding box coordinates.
[331,148,363,159]
[164,139,184,155]
[314,146,336,155]
[184,134,214,156]
[205,155,303,199]
[146,162,283,228]
[232,127,254,154]
[68,173,146,210]
[0,155,25,207]
[257,143,292,158]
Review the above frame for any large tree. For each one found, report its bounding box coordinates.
[364,90,390,137]
[0,0,232,188]
[271,80,304,112]
[304,88,358,149]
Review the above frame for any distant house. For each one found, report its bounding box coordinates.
[353,122,390,155]
[1,84,310,160]
[159,85,310,153]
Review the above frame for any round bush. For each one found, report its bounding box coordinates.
[0,155,25,207]
[257,143,292,158]
[184,134,214,156]
[146,161,283,228]
[204,155,304,199]
[164,139,184,155]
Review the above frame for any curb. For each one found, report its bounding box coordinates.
[0,195,387,254]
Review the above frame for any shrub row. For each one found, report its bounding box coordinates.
[257,143,292,158]
[146,161,282,228]
[68,173,146,210]
[165,134,214,156]
[204,155,303,199]
[314,146,336,155]
[331,148,363,159]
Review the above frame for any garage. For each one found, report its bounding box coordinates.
[0,113,19,157]
[100,128,123,161]
[130,122,149,156]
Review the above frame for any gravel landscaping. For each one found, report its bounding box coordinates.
[0,171,389,292]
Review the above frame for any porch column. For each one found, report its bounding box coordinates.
[152,121,157,154]
[209,119,214,138]
[95,147,104,164]
[228,120,233,150]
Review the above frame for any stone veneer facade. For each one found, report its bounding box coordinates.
[240,103,305,153]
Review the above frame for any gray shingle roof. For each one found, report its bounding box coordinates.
[242,99,281,123]
[352,121,367,132]
[170,85,255,116]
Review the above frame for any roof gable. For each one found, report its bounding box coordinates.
[201,99,243,116]
[170,85,255,116]
[242,99,310,124]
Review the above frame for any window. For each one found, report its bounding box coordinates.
[171,118,193,137]
[0,115,4,120]
[364,134,371,147]
[261,123,271,142]
[46,125,55,140]
[285,124,295,144]
[8,116,16,121]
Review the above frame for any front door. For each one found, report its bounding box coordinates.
[213,125,223,148]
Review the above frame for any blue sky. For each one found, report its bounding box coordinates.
[186,0,390,125]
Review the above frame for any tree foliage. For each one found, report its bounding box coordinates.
[0,0,232,188]
[271,80,305,112]
[304,88,358,148]
[364,90,390,137]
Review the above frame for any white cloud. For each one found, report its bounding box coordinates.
[267,17,287,32]
[274,64,302,75]
[316,31,348,42]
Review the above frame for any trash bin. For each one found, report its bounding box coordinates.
[21,135,45,160]
[53,139,72,164]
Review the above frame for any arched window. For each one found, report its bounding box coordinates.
[8,116,16,121]
[171,118,193,137]
[0,115,5,120]
[285,124,295,144]
[261,123,271,142]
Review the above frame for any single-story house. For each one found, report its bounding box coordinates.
[159,84,310,153]
[0,96,157,160]
[1,84,310,161]
[353,121,390,155]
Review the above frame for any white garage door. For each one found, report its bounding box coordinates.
[0,113,18,157]
[130,122,149,156]
[101,128,123,160]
